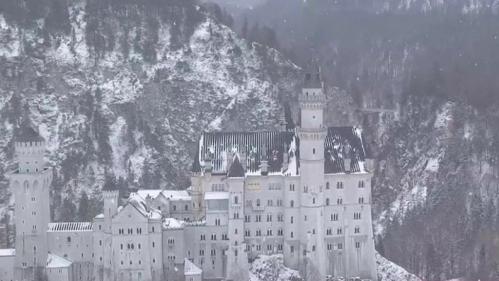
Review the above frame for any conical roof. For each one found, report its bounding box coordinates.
[227,155,244,177]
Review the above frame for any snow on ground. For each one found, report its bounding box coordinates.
[377,253,422,281]
[0,15,20,58]
[249,254,301,281]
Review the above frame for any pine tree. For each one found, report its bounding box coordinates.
[78,191,90,221]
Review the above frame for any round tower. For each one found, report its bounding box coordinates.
[10,120,52,281]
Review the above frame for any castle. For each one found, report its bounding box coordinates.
[0,69,377,281]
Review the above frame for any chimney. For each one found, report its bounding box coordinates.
[343,143,352,173]
[205,155,213,174]
[282,144,289,171]
[365,158,374,172]
[226,151,233,173]
[240,151,247,171]
[261,160,269,176]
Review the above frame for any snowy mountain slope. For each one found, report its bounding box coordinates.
[377,253,422,281]
[0,0,300,224]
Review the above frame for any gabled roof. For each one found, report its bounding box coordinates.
[196,131,295,174]
[47,254,72,268]
[184,258,202,276]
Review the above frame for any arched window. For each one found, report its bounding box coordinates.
[290,200,294,207]
[313,148,316,154]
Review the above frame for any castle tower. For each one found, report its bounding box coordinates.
[297,66,328,280]
[226,155,249,281]
[10,120,52,281]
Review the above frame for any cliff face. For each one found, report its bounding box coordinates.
[0,0,300,223]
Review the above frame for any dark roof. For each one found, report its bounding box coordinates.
[194,127,368,175]
[324,127,366,173]
[198,131,295,174]
[303,65,322,88]
[14,120,44,142]
[227,155,245,177]
[191,149,201,173]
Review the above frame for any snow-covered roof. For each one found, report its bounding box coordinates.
[193,127,370,176]
[184,258,202,276]
[163,218,184,230]
[48,222,93,232]
[204,192,229,200]
[128,192,162,220]
[137,189,191,201]
[0,248,15,256]
[94,213,104,219]
[161,190,191,201]
[46,254,72,268]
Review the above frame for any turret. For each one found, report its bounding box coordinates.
[102,188,119,233]
[11,118,52,281]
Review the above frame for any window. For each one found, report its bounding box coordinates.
[211,249,216,256]
[267,229,273,236]
[326,228,332,235]
[291,232,294,238]
[289,184,295,191]
[331,213,338,221]
[326,182,330,189]
[290,216,294,224]
[326,198,330,205]
[277,200,283,206]
[304,215,307,222]
[337,182,343,189]
[290,200,294,207]
[267,244,273,251]
[354,212,361,220]
[245,215,250,222]
[256,230,262,237]
[337,198,343,205]
[355,242,361,249]
[337,228,343,235]
[337,243,343,250]
[245,230,250,237]
[359,197,365,204]
[211,234,217,240]
[67,237,71,243]
[313,148,316,154]
[267,199,273,206]
[277,214,284,222]
[200,234,206,241]
[277,229,283,236]
[355,226,360,234]
[267,214,272,222]
[199,250,205,256]
[358,180,365,188]
[173,205,177,211]
[312,197,316,204]
[152,242,155,248]
[303,186,308,193]
[185,204,188,211]
[256,215,261,222]
[234,196,239,204]
[256,199,261,207]
[327,244,333,250]
[290,246,294,253]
